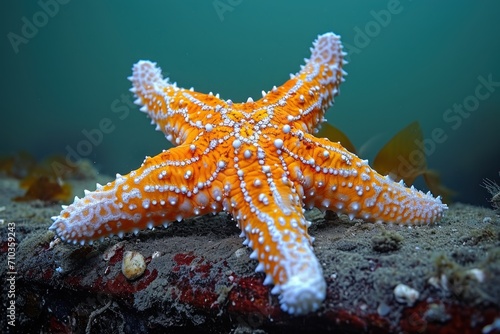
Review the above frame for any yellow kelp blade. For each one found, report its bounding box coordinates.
[423,170,456,204]
[373,121,426,185]
[317,122,357,154]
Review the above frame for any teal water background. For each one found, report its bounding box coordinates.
[1,0,499,206]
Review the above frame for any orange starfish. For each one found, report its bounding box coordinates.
[50,33,447,315]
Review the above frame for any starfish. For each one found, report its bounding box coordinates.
[50,32,447,315]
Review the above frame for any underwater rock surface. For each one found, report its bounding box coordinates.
[1,168,499,333]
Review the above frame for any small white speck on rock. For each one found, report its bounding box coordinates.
[377,302,391,317]
[394,283,419,306]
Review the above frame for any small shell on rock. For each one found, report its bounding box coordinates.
[49,238,61,249]
[394,283,420,306]
[483,216,492,224]
[122,250,146,280]
[103,241,125,261]
[428,273,449,292]
[466,268,485,283]
[234,247,247,258]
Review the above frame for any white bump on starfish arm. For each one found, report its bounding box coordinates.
[232,139,242,149]
[274,138,284,149]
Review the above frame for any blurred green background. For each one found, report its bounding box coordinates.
[1,0,499,206]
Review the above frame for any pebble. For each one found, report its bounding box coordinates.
[394,283,420,306]
[377,302,391,316]
[122,250,146,280]
[466,268,486,283]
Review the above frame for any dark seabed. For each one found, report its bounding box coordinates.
[1,167,500,332]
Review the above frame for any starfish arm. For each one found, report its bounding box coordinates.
[130,60,229,146]
[285,132,448,224]
[225,155,325,315]
[260,33,346,135]
[49,142,230,245]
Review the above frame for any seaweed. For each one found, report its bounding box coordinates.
[1,152,74,203]
[482,172,500,214]
[371,230,403,253]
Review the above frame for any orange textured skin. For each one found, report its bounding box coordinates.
[50,33,447,315]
